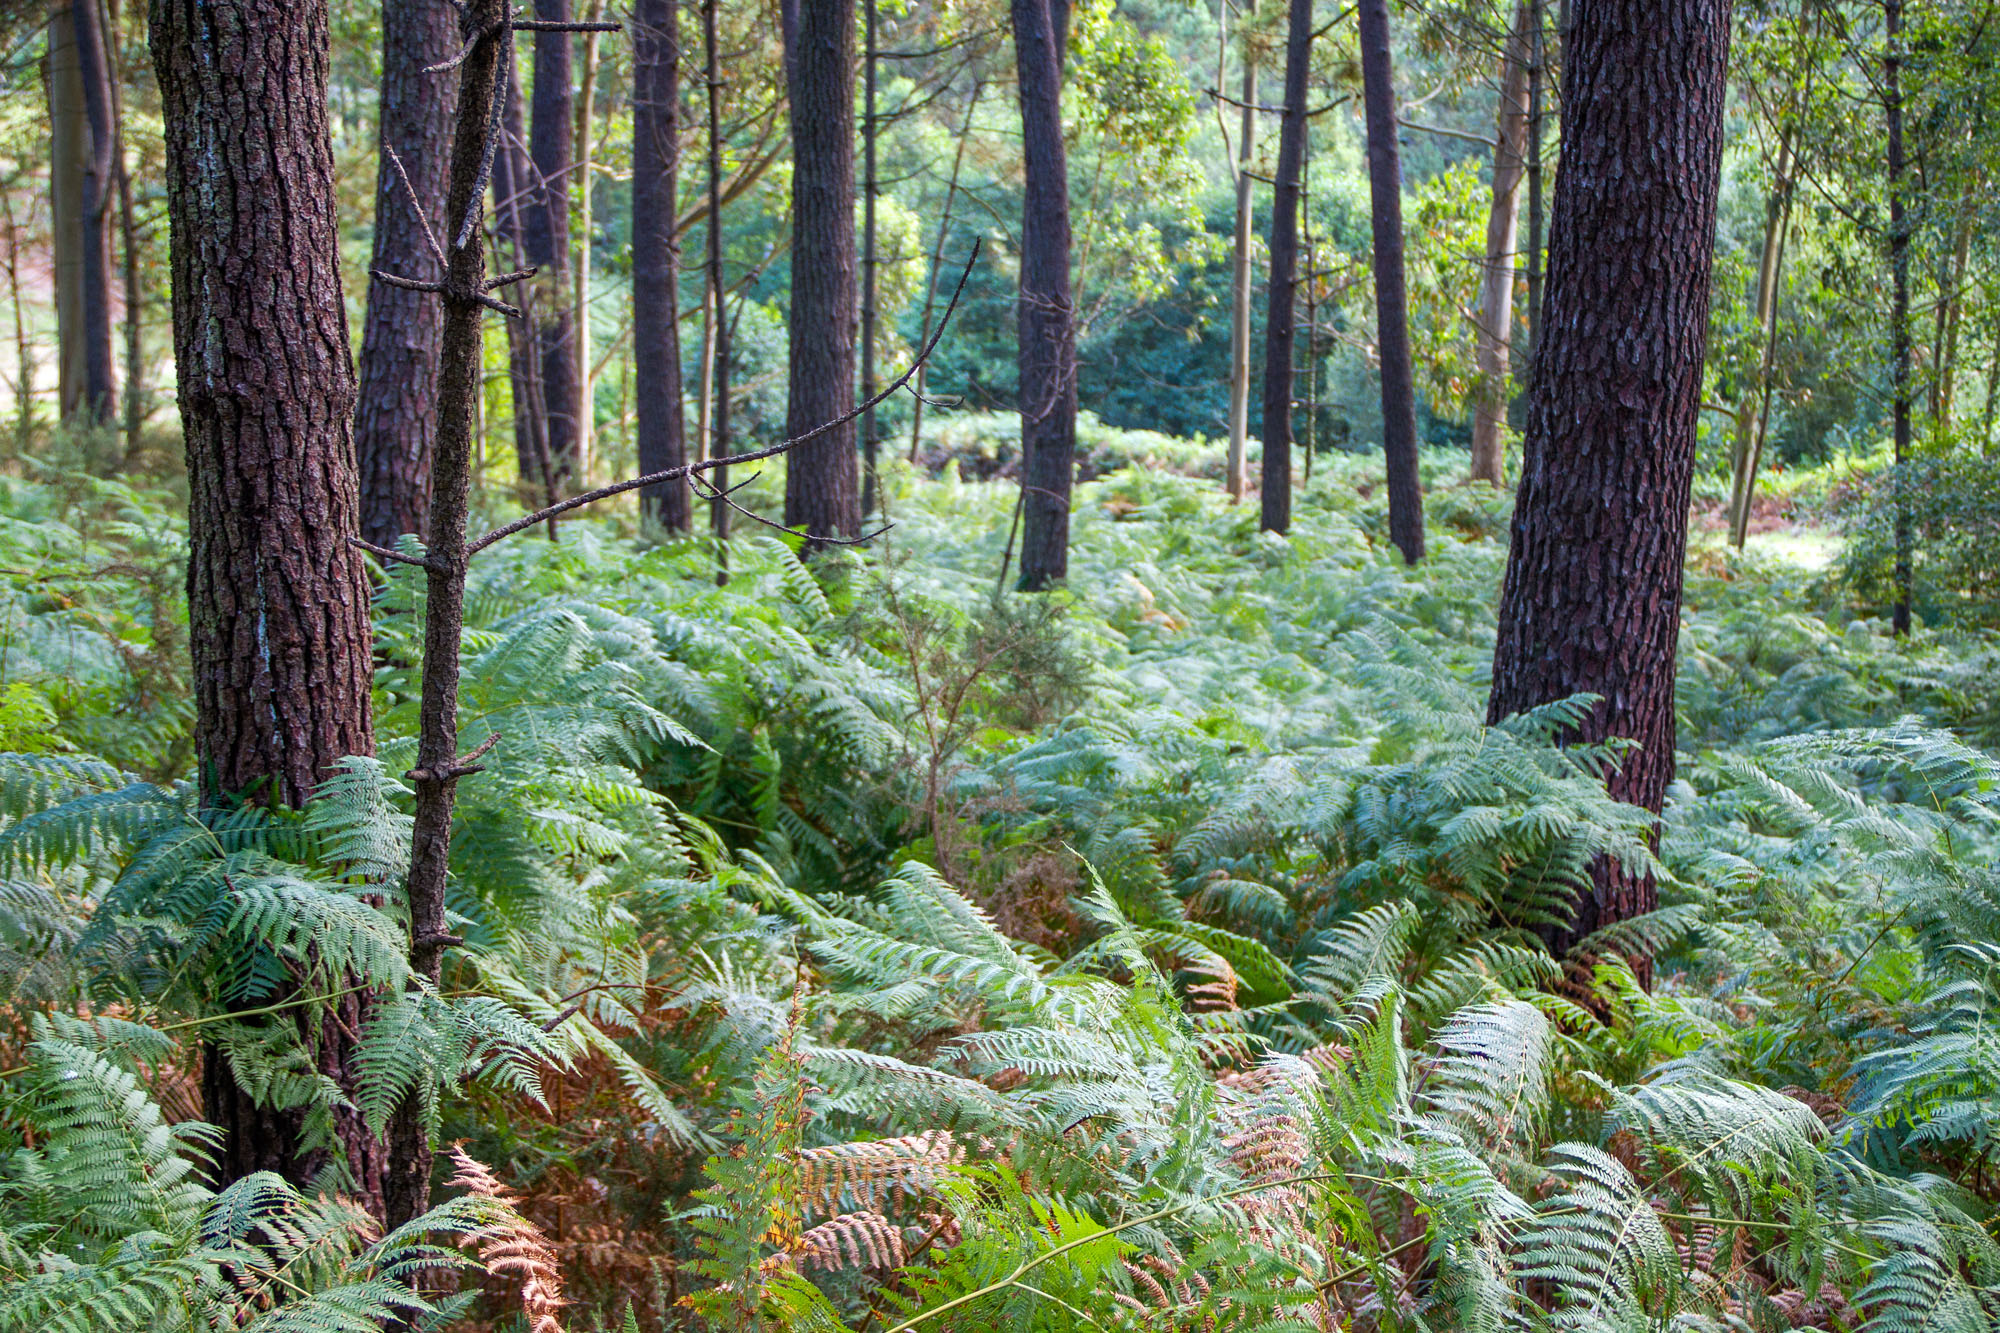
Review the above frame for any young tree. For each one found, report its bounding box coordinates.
[780,0,860,548]
[1486,0,1729,967]
[1225,0,1257,503]
[861,0,880,516]
[1257,0,1311,535]
[1885,0,1912,636]
[1469,2,1532,487]
[150,0,384,1206]
[1354,0,1423,562]
[529,0,582,487]
[632,0,689,531]
[355,1,457,546]
[493,49,552,501]
[703,0,733,551]
[1012,0,1077,589]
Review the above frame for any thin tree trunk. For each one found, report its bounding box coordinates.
[1469,3,1531,487]
[1935,162,1979,434]
[1727,131,1793,549]
[1226,0,1256,503]
[574,0,605,484]
[1355,0,1423,562]
[355,0,456,547]
[1485,0,1730,974]
[705,0,732,562]
[908,83,979,465]
[633,0,688,531]
[1012,0,1077,589]
[71,0,117,427]
[47,8,90,426]
[494,52,553,504]
[861,0,880,517]
[382,0,512,1231]
[781,0,860,549]
[1258,0,1312,535]
[1886,0,1911,636]
[1520,0,1543,409]
[3,190,35,448]
[151,0,384,1213]
[1983,318,2000,454]
[108,0,146,460]
[529,0,580,487]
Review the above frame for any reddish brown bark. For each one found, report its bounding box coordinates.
[528,0,581,487]
[1486,0,1730,965]
[150,0,384,1209]
[1258,0,1313,536]
[355,0,458,546]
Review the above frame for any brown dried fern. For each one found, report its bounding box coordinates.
[446,1145,568,1333]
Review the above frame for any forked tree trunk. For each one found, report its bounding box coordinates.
[150,0,384,1212]
[529,0,580,487]
[1469,3,1531,487]
[1885,0,1911,636]
[1257,0,1310,535]
[1012,0,1077,589]
[1486,0,1730,971]
[1355,0,1423,562]
[355,0,457,546]
[781,0,860,548]
[1225,0,1256,503]
[632,0,689,531]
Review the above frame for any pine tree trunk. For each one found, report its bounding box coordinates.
[1225,0,1256,503]
[150,0,384,1211]
[781,0,860,549]
[1885,0,1911,636]
[71,0,118,428]
[529,0,580,488]
[494,55,555,511]
[1257,0,1312,535]
[633,0,689,531]
[355,0,456,546]
[573,0,605,486]
[1486,0,1730,971]
[1520,0,1543,413]
[1469,3,1531,487]
[704,0,733,557]
[1355,0,1423,562]
[1012,0,1076,590]
[47,8,94,428]
[861,0,880,518]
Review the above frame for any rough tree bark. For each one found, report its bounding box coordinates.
[1486,0,1730,970]
[780,0,861,549]
[1885,0,1912,636]
[1469,3,1531,487]
[1257,0,1312,535]
[1225,0,1256,503]
[632,0,689,531]
[529,0,581,487]
[47,6,113,429]
[150,0,384,1210]
[355,0,457,546]
[1355,0,1423,562]
[1012,0,1077,589]
[71,0,118,427]
[704,0,732,552]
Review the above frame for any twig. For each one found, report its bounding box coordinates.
[464,239,981,553]
[384,144,447,268]
[425,15,507,73]
[689,472,894,547]
[349,534,439,570]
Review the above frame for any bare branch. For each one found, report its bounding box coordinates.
[369,269,444,294]
[348,534,440,570]
[383,144,447,269]
[425,15,507,74]
[465,240,982,554]
[688,472,894,548]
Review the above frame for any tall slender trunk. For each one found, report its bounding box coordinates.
[861,0,881,516]
[1934,159,1980,434]
[1983,318,2000,454]
[908,84,979,464]
[1486,0,1730,975]
[1012,0,1077,589]
[574,0,606,484]
[705,0,732,559]
[1727,131,1794,549]
[382,0,512,1230]
[1257,0,1311,534]
[108,1,145,459]
[1885,0,1911,636]
[1226,0,1257,503]
[355,0,456,546]
[494,52,553,504]
[1354,0,1423,562]
[1520,0,1543,410]
[71,0,117,428]
[150,0,384,1212]
[529,0,580,487]
[633,0,688,531]
[1469,3,1531,487]
[3,191,34,449]
[781,0,860,548]
[47,8,95,428]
